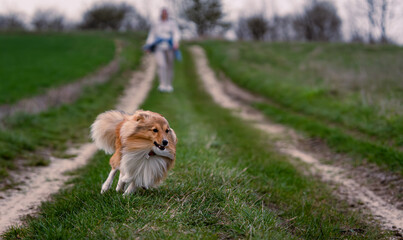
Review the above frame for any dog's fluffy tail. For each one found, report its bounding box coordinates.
[91,110,128,154]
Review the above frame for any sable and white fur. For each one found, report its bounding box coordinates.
[91,110,177,195]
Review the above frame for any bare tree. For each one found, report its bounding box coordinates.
[365,0,397,43]
[0,14,25,31]
[246,14,269,41]
[32,9,65,32]
[236,14,296,42]
[293,1,342,41]
[366,0,377,42]
[120,9,150,31]
[269,15,295,41]
[236,17,250,40]
[350,32,366,43]
[379,0,391,43]
[80,2,135,31]
[345,0,366,43]
[182,0,228,36]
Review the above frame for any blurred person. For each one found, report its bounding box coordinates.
[144,8,181,93]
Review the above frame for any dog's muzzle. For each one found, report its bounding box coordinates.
[154,141,165,150]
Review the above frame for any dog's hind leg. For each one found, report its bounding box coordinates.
[116,172,125,192]
[101,168,118,194]
[123,182,137,196]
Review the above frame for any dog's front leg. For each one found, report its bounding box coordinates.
[116,172,125,192]
[101,168,117,194]
[123,182,137,196]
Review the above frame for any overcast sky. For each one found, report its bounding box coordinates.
[0,0,402,44]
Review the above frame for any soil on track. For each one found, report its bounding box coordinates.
[0,55,156,234]
[190,45,403,237]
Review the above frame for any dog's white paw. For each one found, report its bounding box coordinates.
[123,189,135,196]
[116,183,125,192]
[101,184,110,194]
[123,184,136,196]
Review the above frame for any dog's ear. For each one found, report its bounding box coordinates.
[170,128,178,144]
[133,112,149,122]
[134,114,144,122]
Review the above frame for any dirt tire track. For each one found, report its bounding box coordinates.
[189,45,403,236]
[0,40,123,120]
[221,70,403,212]
[0,54,156,234]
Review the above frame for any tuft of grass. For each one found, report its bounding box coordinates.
[200,41,403,172]
[3,49,390,239]
[0,32,115,104]
[0,34,144,179]
[24,155,50,167]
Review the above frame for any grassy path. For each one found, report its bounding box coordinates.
[3,49,388,239]
[201,41,403,174]
[190,45,403,235]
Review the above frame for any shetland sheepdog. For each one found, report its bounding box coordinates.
[90,110,177,195]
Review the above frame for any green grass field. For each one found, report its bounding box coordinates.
[0,33,143,179]
[2,49,390,239]
[0,34,399,239]
[0,33,115,104]
[201,41,403,173]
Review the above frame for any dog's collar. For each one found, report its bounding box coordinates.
[146,150,156,159]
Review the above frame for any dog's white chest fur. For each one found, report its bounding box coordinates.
[120,149,167,188]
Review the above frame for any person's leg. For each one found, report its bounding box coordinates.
[155,50,167,91]
[166,50,175,92]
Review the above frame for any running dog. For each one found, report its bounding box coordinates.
[91,110,177,195]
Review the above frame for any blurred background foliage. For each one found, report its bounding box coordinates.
[0,0,400,44]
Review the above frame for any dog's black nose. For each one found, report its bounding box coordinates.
[162,140,168,146]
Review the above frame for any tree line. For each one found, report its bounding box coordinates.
[235,0,397,43]
[0,0,397,44]
[0,3,148,32]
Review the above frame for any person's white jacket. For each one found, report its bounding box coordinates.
[145,19,181,51]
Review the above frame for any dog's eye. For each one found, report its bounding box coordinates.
[166,129,170,133]
[153,129,158,132]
